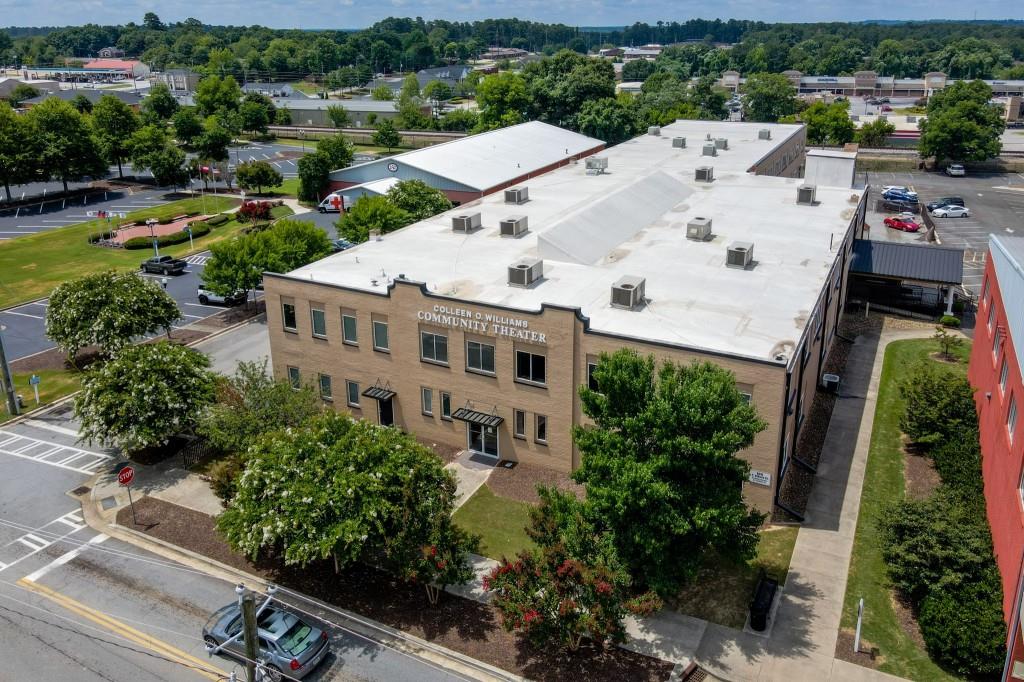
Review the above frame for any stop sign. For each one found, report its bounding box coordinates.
[117,466,135,487]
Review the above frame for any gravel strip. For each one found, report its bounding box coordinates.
[487,461,584,504]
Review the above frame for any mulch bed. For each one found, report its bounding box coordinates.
[487,461,584,504]
[902,442,941,501]
[119,496,674,682]
[415,436,462,464]
[834,629,882,669]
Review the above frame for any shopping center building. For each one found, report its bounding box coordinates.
[265,120,866,514]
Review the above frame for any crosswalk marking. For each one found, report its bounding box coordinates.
[184,254,210,265]
[0,430,112,475]
[18,534,50,551]
[0,510,94,573]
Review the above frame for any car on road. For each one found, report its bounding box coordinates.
[197,287,245,306]
[140,255,187,275]
[880,104,893,112]
[932,205,972,218]
[883,216,921,232]
[926,197,966,212]
[203,603,330,681]
[946,164,966,177]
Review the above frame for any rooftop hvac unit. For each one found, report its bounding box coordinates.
[672,137,687,148]
[451,212,482,233]
[648,126,661,136]
[726,241,754,269]
[610,276,646,310]
[706,133,713,141]
[508,257,543,287]
[504,186,529,205]
[907,116,917,123]
[585,156,608,173]
[695,166,714,182]
[758,129,772,140]
[702,143,717,157]
[686,216,713,241]
[797,184,817,205]
[714,137,729,150]
[821,373,841,393]
[499,215,529,238]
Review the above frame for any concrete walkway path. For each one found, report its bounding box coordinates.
[446,450,495,509]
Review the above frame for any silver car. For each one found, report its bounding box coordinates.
[202,604,330,680]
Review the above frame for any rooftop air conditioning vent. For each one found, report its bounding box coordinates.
[504,186,529,205]
[686,216,713,241]
[797,184,817,205]
[714,137,729,150]
[906,115,917,123]
[610,276,646,310]
[706,133,713,141]
[499,215,529,238]
[451,212,482,233]
[648,126,661,136]
[508,257,544,288]
[672,137,687,149]
[702,143,717,157]
[585,156,608,174]
[726,241,754,269]
[695,166,714,182]
[758,128,772,140]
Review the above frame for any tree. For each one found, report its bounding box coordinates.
[296,150,331,203]
[201,234,269,303]
[575,97,636,144]
[46,271,180,362]
[143,12,164,30]
[92,94,139,177]
[217,411,478,603]
[27,98,106,193]
[238,100,269,136]
[172,108,203,145]
[197,359,322,455]
[798,101,855,146]
[266,218,332,272]
[142,82,179,121]
[371,85,394,101]
[919,80,1004,162]
[325,104,350,128]
[741,72,798,123]
[932,325,965,361]
[421,80,452,104]
[385,179,451,220]
[70,93,93,114]
[687,75,728,120]
[193,75,241,118]
[899,364,976,447]
[75,342,217,453]
[486,487,661,651]
[128,124,188,188]
[856,118,895,147]
[235,160,282,195]
[438,109,479,132]
[0,102,38,201]
[274,107,292,125]
[621,59,657,82]
[372,119,401,151]
[317,134,354,170]
[8,83,39,106]
[195,116,232,162]
[572,350,767,596]
[337,195,411,243]
[475,72,529,130]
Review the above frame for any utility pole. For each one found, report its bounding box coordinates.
[241,590,259,682]
[0,325,18,417]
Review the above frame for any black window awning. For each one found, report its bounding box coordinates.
[451,408,504,428]
[362,386,396,401]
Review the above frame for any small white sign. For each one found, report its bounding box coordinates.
[749,470,772,487]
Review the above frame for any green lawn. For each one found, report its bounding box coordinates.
[453,485,535,560]
[839,338,969,681]
[0,368,82,425]
[675,526,800,628]
[0,196,242,308]
[290,82,321,96]
[268,177,300,197]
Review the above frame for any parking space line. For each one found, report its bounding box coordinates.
[181,314,204,319]
[182,302,221,310]
[1,310,43,319]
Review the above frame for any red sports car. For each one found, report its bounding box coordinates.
[884,216,921,232]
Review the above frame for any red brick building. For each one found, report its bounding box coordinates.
[969,234,1024,680]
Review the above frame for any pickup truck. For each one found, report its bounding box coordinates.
[140,255,187,275]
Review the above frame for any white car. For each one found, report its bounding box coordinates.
[932,205,971,218]
[946,164,966,177]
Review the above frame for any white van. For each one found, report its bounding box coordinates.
[318,193,352,213]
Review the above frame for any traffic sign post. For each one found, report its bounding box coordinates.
[29,374,40,405]
[116,464,137,525]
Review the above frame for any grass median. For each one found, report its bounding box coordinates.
[0,196,246,308]
[0,368,82,425]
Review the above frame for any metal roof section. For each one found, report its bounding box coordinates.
[990,234,1024,376]
[340,177,401,197]
[451,407,504,427]
[290,120,860,364]
[331,121,604,192]
[850,239,964,284]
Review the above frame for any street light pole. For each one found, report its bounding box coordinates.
[146,218,159,257]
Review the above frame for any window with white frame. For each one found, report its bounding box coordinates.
[287,366,300,389]
[372,320,389,352]
[342,313,358,344]
[420,331,448,364]
[587,361,599,391]
[282,302,297,331]
[513,409,526,439]
[988,305,996,330]
[440,391,452,420]
[515,350,547,385]
[346,380,360,407]
[318,374,332,400]
[1009,395,1018,444]
[421,387,433,415]
[1001,360,1010,395]
[981,276,989,305]
[994,328,1002,359]
[535,414,547,443]
[311,308,327,338]
[466,340,495,374]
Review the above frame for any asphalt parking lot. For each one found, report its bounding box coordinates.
[865,170,1024,294]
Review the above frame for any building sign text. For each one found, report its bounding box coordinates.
[417,305,546,344]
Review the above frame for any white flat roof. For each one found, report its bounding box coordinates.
[292,120,860,364]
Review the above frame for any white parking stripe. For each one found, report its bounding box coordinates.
[1,310,42,319]
[0,430,112,475]
[23,534,108,583]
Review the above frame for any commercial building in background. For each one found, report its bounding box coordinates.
[720,69,1024,99]
[264,120,864,516]
[19,89,144,110]
[327,121,606,205]
[968,235,1024,681]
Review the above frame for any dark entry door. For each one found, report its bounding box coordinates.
[378,397,394,426]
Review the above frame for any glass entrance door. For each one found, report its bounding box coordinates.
[467,422,498,458]
[378,397,394,427]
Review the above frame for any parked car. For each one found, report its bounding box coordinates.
[197,287,245,306]
[203,604,330,681]
[946,164,966,177]
[331,238,353,253]
[926,197,966,212]
[866,98,880,105]
[880,104,893,112]
[882,189,919,204]
[884,216,921,232]
[317,193,352,213]
[882,185,913,194]
[932,205,971,218]
[140,255,187,275]
[879,97,890,103]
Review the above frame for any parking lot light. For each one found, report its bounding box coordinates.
[146,218,160,257]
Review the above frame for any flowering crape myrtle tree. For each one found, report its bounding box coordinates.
[74,342,216,453]
[217,412,478,603]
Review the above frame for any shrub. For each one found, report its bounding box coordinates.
[208,455,243,502]
[236,201,272,223]
[899,364,976,447]
[206,213,230,227]
[157,216,173,225]
[930,430,985,508]
[122,223,211,249]
[918,571,1006,677]
[939,314,961,328]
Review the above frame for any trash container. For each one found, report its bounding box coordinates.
[749,573,778,632]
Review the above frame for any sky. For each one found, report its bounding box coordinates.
[0,0,1020,29]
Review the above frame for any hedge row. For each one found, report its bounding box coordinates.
[128,211,201,227]
[206,213,231,227]
[123,221,212,250]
